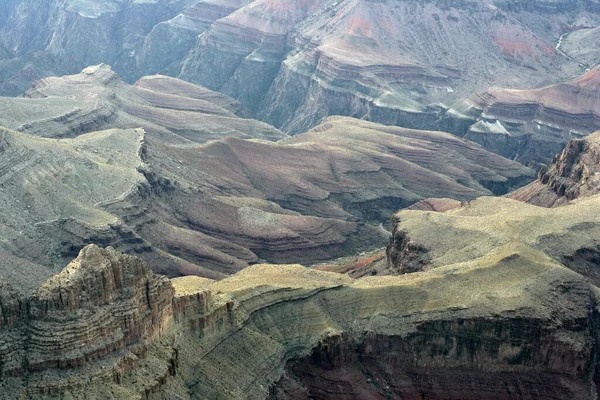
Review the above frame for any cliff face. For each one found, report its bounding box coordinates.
[0,0,598,160]
[178,0,598,134]
[0,245,174,397]
[510,131,600,207]
[2,244,599,399]
[0,0,195,82]
[450,67,600,167]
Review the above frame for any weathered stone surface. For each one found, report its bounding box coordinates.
[0,0,598,152]
[452,67,600,167]
[2,244,599,399]
[0,245,174,398]
[510,131,600,207]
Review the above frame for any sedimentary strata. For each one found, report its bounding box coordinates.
[1,64,285,143]
[510,131,600,206]
[0,75,534,287]
[450,67,600,166]
[1,244,598,399]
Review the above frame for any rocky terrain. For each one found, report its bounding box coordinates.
[0,66,535,291]
[1,64,284,143]
[444,67,600,167]
[387,132,600,284]
[0,1,600,166]
[1,243,598,399]
[3,1,600,398]
[510,130,600,206]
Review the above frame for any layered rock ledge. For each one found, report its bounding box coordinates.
[1,243,600,399]
[510,131,600,207]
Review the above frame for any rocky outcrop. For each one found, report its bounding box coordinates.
[0,245,174,398]
[2,244,599,399]
[510,131,600,207]
[386,191,600,287]
[134,0,255,79]
[4,64,285,143]
[179,0,326,114]
[0,0,195,82]
[450,67,600,167]
[0,0,597,158]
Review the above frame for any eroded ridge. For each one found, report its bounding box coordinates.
[1,244,599,399]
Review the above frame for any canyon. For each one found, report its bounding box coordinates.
[0,1,599,166]
[1,120,600,399]
[1,1,600,399]
[0,65,534,293]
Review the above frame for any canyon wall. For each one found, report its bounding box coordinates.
[2,244,599,399]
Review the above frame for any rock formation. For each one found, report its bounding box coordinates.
[0,108,535,291]
[447,67,600,167]
[510,130,600,207]
[179,0,597,134]
[2,64,285,143]
[388,189,600,285]
[1,244,599,399]
[0,0,598,158]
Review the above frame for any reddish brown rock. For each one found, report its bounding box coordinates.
[509,130,600,207]
[462,67,600,166]
[1,246,599,399]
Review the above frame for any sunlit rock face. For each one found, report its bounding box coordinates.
[510,131,600,207]
[1,245,599,399]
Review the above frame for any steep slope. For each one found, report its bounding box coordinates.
[135,0,256,77]
[0,0,257,93]
[179,0,598,134]
[510,131,600,206]
[0,0,196,83]
[0,51,84,96]
[1,244,598,399]
[562,25,600,67]
[0,37,11,60]
[0,126,147,291]
[448,66,600,166]
[0,0,598,144]
[0,114,535,290]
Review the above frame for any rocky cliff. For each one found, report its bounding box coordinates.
[0,245,174,398]
[0,66,535,289]
[510,130,600,207]
[0,0,598,157]
[1,243,599,399]
[388,189,600,287]
[446,67,600,167]
[178,0,598,135]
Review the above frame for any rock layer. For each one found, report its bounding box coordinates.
[450,67,600,166]
[510,130,600,206]
[0,111,535,289]
[1,64,286,143]
[1,244,599,399]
